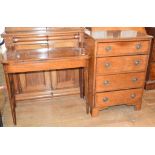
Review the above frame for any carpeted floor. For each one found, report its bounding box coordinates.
[1,90,155,127]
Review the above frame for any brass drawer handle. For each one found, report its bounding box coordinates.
[104,63,111,68]
[103,80,110,86]
[105,46,112,52]
[103,97,109,102]
[132,77,138,82]
[136,43,142,49]
[134,60,141,65]
[131,93,136,99]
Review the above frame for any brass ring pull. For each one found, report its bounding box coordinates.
[103,80,110,86]
[132,77,138,82]
[105,46,112,52]
[104,63,111,68]
[134,60,141,65]
[103,97,109,102]
[136,43,142,49]
[131,93,136,99]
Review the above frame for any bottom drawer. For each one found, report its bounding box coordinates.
[95,88,143,108]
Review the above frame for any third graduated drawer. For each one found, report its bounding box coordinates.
[96,55,148,75]
[96,72,145,92]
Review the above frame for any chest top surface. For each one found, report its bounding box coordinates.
[88,27,152,42]
[89,30,152,41]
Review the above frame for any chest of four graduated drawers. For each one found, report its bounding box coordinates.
[85,31,152,116]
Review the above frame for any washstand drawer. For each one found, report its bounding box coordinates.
[96,72,145,92]
[96,55,148,75]
[97,41,149,56]
[95,88,143,108]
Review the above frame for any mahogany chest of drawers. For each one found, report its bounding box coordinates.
[85,28,152,116]
[145,27,155,89]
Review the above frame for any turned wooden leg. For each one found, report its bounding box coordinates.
[134,104,141,111]
[92,108,99,117]
[79,68,84,98]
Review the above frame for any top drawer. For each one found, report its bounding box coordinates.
[97,41,149,57]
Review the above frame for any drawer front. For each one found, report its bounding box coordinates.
[96,55,148,75]
[95,88,143,108]
[97,41,149,56]
[96,72,145,92]
[149,62,155,80]
[151,44,155,61]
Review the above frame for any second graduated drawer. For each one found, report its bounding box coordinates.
[97,41,149,57]
[96,72,145,92]
[96,55,148,75]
